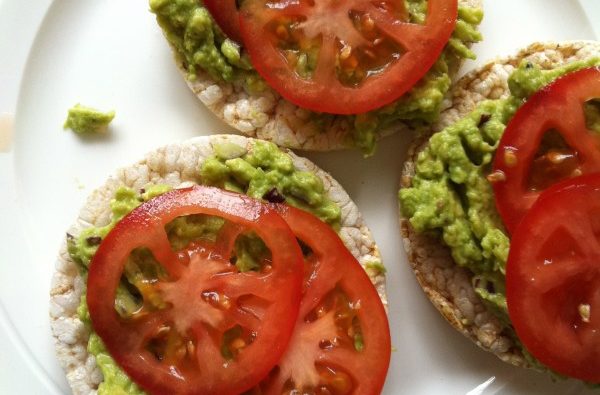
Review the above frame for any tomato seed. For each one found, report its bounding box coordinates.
[547,150,571,165]
[175,346,186,360]
[344,56,358,70]
[362,15,375,31]
[503,149,518,167]
[156,325,170,336]
[329,373,352,394]
[335,311,350,320]
[340,46,352,61]
[231,337,247,351]
[186,340,196,357]
[316,386,333,395]
[220,297,232,310]
[486,170,506,183]
[276,24,289,41]
[578,303,591,323]
[354,69,366,82]
[363,49,376,59]
[316,307,327,318]
[297,53,308,73]
[202,291,229,309]
[285,51,298,66]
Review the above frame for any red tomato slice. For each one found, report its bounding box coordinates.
[87,186,304,395]
[204,0,243,43]
[492,67,600,233]
[506,173,600,382]
[238,0,457,114]
[251,205,391,394]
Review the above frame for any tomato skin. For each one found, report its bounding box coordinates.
[87,186,304,395]
[255,205,391,394]
[204,0,243,43]
[506,173,600,383]
[238,0,457,114]
[492,67,600,233]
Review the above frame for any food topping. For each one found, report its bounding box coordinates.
[238,0,458,114]
[86,186,304,395]
[492,67,600,233]
[200,140,341,226]
[250,205,391,394]
[63,103,115,135]
[506,174,600,383]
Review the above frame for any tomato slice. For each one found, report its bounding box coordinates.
[506,173,600,382]
[238,0,457,114]
[251,205,391,394]
[204,0,243,43]
[492,67,600,233]
[87,186,304,395]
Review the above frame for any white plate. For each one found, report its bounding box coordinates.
[0,1,599,394]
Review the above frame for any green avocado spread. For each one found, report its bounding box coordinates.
[200,140,341,227]
[64,104,115,135]
[399,58,600,364]
[149,0,483,155]
[69,140,343,394]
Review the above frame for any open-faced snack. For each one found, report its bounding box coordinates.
[398,41,600,376]
[148,0,483,154]
[49,134,390,394]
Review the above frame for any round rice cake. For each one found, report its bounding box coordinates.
[399,40,600,368]
[49,134,386,394]
[157,0,482,151]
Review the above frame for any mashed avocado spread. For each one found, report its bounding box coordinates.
[68,140,344,394]
[399,58,600,362]
[149,0,483,155]
[200,140,341,226]
[64,104,115,135]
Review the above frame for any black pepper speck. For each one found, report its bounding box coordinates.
[86,236,102,246]
[263,188,286,203]
[478,113,491,127]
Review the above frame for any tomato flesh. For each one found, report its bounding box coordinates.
[239,0,457,114]
[506,173,600,382]
[252,205,391,394]
[204,0,243,43]
[87,186,304,395]
[492,67,600,233]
